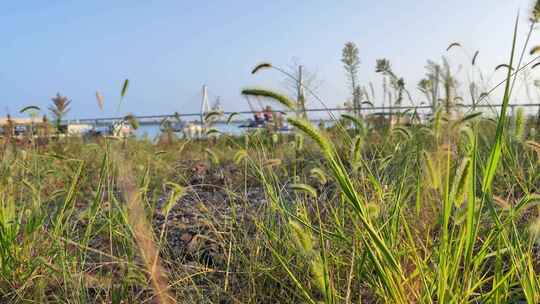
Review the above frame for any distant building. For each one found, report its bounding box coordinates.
[0,117,92,137]
[0,117,42,136]
[0,117,42,126]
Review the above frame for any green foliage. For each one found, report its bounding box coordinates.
[241,88,296,110]
[251,62,272,74]
[19,105,40,113]
[290,183,318,198]
[121,79,129,99]
[513,107,525,141]
[48,93,71,126]
[123,113,139,130]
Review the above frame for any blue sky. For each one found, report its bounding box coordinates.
[0,0,538,119]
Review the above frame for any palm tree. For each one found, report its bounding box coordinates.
[49,93,71,129]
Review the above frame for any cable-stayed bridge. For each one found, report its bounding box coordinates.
[64,103,540,128]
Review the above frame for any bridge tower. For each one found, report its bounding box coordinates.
[200,84,210,126]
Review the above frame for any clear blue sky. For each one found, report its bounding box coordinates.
[0,0,538,119]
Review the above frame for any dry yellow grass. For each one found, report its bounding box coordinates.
[116,153,175,304]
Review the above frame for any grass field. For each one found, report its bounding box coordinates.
[3,10,540,304]
[1,101,540,303]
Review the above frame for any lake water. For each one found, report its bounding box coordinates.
[133,122,247,140]
[132,120,336,140]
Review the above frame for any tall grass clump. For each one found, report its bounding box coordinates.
[227,10,540,303]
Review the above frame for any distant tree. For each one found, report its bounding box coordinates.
[418,61,441,113]
[417,58,458,115]
[376,58,406,106]
[376,58,417,125]
[440,58,458,115]
[342,42,361,116]
[159,117,175,146]
[282,57,323,118]
[49,93,71,129]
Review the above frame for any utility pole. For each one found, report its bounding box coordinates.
[297,65,306,118]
